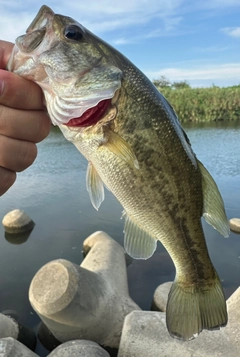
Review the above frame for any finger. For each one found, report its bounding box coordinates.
[0,40,14,68]
[0,135,37,172]
[0,104,51,143]
[0,70,46,110]
[0,167,16,196]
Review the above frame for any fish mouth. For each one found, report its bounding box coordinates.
[65,99,112,127]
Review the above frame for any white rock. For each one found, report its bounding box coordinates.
[117,310,238,357]
[224,286,240,347]
[0,313,36,351]
[2,209,34,234]
[47,340,110,356]
[0,337,39,357]
[152,281,172,312]
[29,231,141,349]
[0,314,18,339]
[229,218,240,233]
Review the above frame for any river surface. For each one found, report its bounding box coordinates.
[0,121,239,355]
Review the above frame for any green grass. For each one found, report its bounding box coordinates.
[154,85,240,123]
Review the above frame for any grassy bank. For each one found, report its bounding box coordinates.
[154,85,240,123]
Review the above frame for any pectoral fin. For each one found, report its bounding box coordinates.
[104,130,139,169]
[198,160,230,238]
[124,214,157,259]
[86,162,104,210]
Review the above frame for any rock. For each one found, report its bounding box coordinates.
[117,310,239,357]
[29,231,141,349]
[0,313,19,339]
[17,324,36,351]
[224,286,240,347]
[48,340,110,356]
[37,322,61,352]
[0,337,39,357]
[1,310,19,321]
[151,281,172,312]
[229,218,240,233]
[2,209,34,234]
[0,313,36,351]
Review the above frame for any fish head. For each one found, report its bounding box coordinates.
[7,5,122,126]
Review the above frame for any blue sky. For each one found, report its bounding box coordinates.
[1,0,240,87]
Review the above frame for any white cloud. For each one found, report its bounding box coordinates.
[0,1,47,42]
[112,18,184,45]
[183,0,240,11]
[113,38,133,45]
[67,0,182,19]
[1,0,240,88]
[66,0,183,35]
[0,0,184,42]
[2,0,240,44]
[145,63,240,86]
[203,0,240,7]
[193,45,235,53]
[0,12,33,42]
[222,27,240,38]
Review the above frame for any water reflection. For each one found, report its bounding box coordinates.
[184,121,240,300]
[183,121,240,178]
[4,228,35,245]
[0,121,239,356]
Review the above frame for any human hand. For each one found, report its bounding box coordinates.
[0,40,51,195]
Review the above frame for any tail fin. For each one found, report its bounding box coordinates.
[166,277,227,340]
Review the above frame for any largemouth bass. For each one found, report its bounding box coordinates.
[7,5,230,340]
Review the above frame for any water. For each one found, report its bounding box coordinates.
[183,121,240,298]
[0,122,239,355]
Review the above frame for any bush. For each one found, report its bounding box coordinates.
[154,84,240,123]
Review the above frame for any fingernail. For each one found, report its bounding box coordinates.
[0,78,4,97]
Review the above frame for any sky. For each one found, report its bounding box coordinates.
[1,0,240,87]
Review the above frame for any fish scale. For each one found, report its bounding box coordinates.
[7,5,230,341]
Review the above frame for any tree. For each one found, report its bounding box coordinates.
[153,76,171,88]
[172,80,190,89]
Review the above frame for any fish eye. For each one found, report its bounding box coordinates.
[64,25,84,41]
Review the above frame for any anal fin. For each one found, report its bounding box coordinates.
[124,214,157,259]
[86,162,104,211]
[198,159,230,238]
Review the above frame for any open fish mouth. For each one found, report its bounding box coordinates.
[6,4,122,128]
[65,99,112,127]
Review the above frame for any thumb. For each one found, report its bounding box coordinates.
[0,41,14,69]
